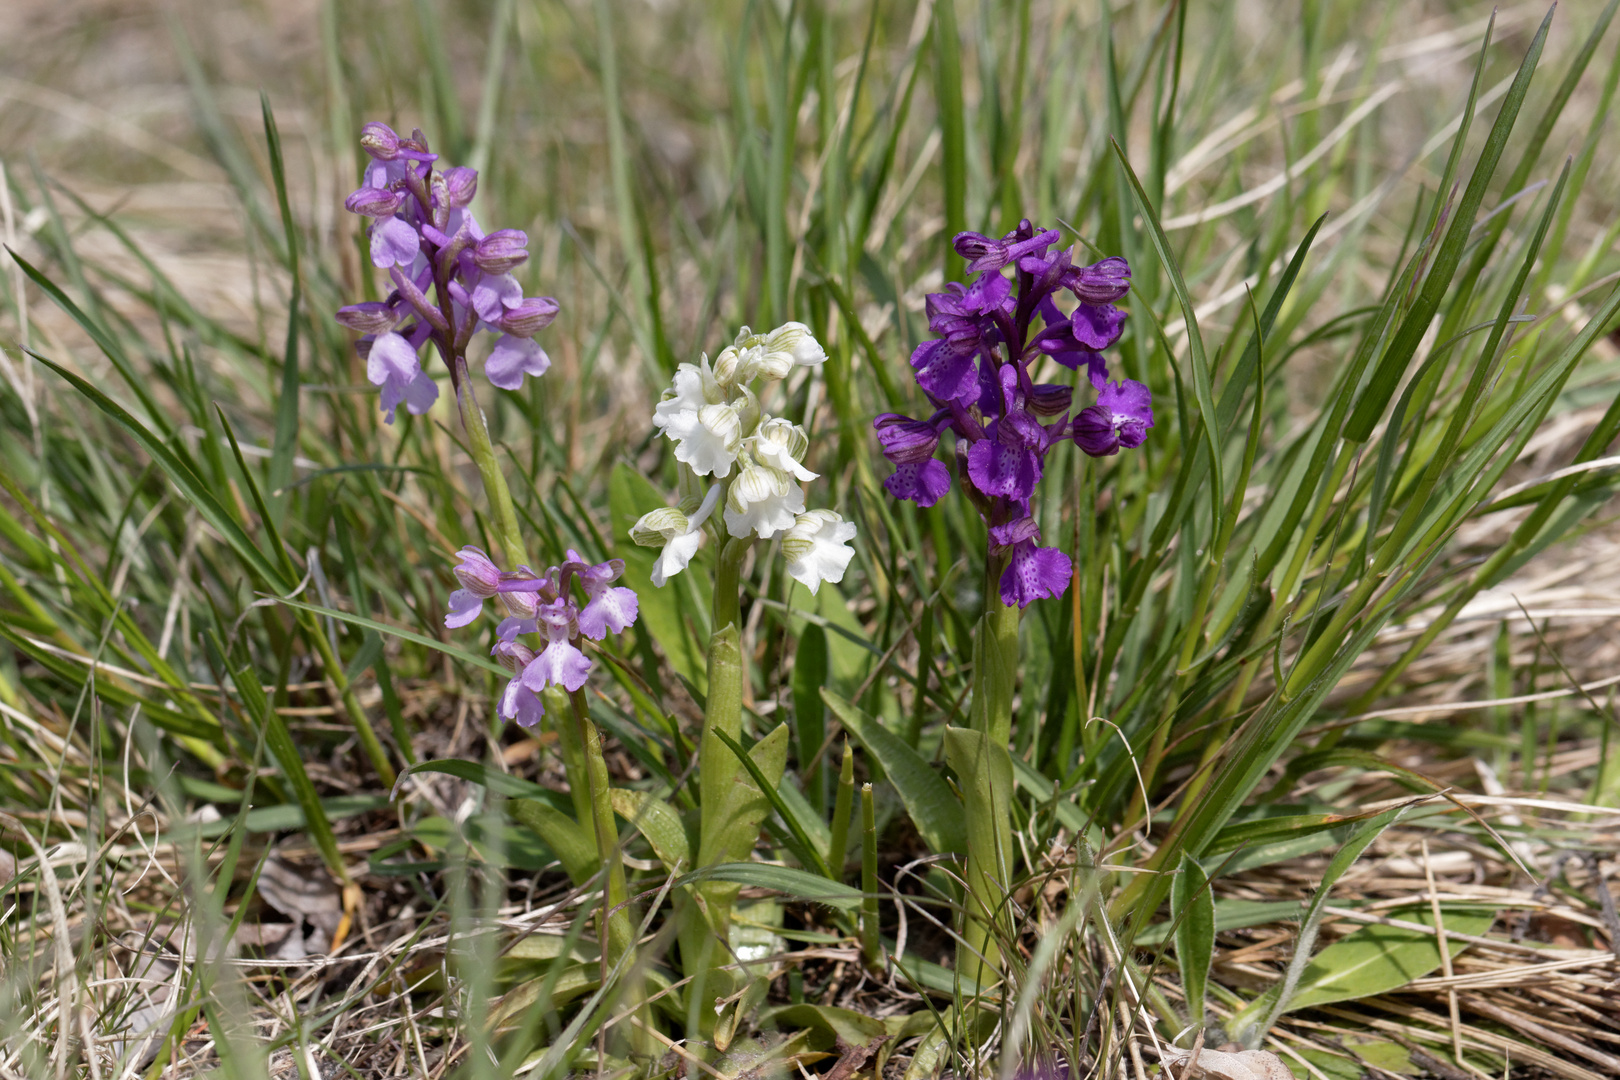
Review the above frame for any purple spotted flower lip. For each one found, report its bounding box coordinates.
[335,121,559,422]
[873,221,1150,607]
[441,546,638,726]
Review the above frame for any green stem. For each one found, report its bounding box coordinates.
[969,583,1021,747]
[955,566,1021,992]
[827,741,856,876]
[681,621,746,1032]
[567,687,635,963]
[859,783,882,971]
[713,535,750,633]
[451,355,529,569]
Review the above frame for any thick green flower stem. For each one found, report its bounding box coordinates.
[969,590,1021,748]
[955,584,1021,992]
[712,536,750,634]
[680,621,745,1029]
[450,356,529,569]
[560,687,635,964]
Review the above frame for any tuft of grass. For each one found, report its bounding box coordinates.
[2,1,1619,1078]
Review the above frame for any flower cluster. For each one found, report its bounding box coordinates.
[445,546,638,728]
[335,121,559,423]
[631,323,857,595]
[874,222,1151,608]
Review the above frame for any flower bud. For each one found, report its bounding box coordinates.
[1027,383,1073,417]
[952,231,1007,273]
[873,413,942,464]
[344,186,406,218]
[452,546,503,597]
[496,296,559,337]
[360,122,401,160]
[443,166,478,208]
[764,322,827,368]
[630,507,690,547]
[1069,256,1132,304]
[336,301,399,335]
[711,345,743,387]
[473,229,530,274]
[492,639,537,673]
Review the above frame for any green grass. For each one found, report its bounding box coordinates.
[3,1,1620,1077]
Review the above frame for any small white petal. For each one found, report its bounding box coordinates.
[654,360,723,431]
[781,510,857,594]
[724,464,805,539]
[670,403,743,477]
[635,486,719,587]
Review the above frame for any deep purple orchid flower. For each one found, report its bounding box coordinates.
[873,220,1147,607]
[335,121,560,421]
[1074,373,1154,457]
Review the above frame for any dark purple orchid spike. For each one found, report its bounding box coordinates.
[873,221,1147,606]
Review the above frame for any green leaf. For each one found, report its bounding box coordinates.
[176,795,388,838]
[822,688,966,855]
[790,581,869,684]
[1208,812,1366,856]
[402,758,563,803]
[10,252,170,434]
[761,1004,886,1052]
[1171,852,1214,1026]
[712,726,836,880]
[1110,137,1223,519]
[273,597,507,677]
[674,861,862,912]
[226,642,345,880]
[792,623,830,810]
[1135,899,1305,947]
[508,799,598,885]
[411,812,558,871]
[700,722,790,868]
[776,773,833,859]
[609,788,691,873]
[933,0,966,274]
[1012,752,1088,832]
[260,93,301,521]
[1230,806,1411,1045]
[1250,906,1495,1016]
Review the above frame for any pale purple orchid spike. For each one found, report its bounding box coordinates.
[873,219,1146,607]
[441,546,639,725]
[335,120,561,421]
